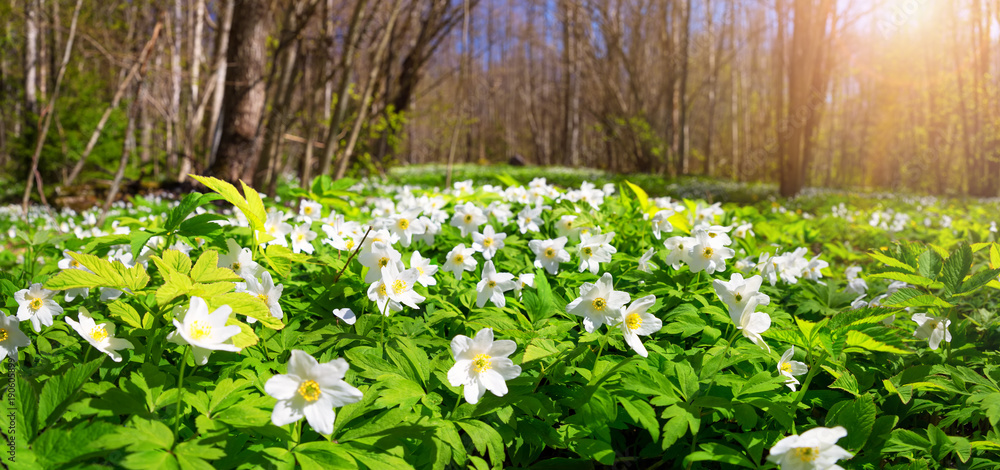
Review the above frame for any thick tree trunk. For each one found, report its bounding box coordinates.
[25,0,39,117]
[319,0,369,177]
[209,0,270,184]
[205,0,234,168]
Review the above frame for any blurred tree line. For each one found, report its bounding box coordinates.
[1,0,999,200]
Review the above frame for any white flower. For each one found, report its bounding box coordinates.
[65,307,134,362]
[757,252,779,286]
[0,313,31,363]
[358,241,402,283]
[767,426,853,470]
[384,208,425,247]
[517,204,544,234]
[447,328,522,404]
[332,308,357,325]
[529,237,570,275]
[514,273,535,300]
[451,203,487,237]
[735,297,771,352]
[577,232,617,275]
[651,210,675,239]
[263,212,293,246]
[168,296,242,365]
[218,239,261,279]
[911,313,951,350]
[367,261,424,314]
[476,261,516,308]
[803,255,829,282]
[265,350,363,435]
[566,273,631,333]
[555,215,580,239]
[618,295,661,357]
[777,346,808,391]
[663,236,694,269]
[290,223,318,254]
[409,250,438,286]
[850,294,868,310]
[472,225,507,260]
[638,248,657,273]
[299,200,322,221]
[238,271,284,324]
[15,283,63,333]
[686,229,735,274]
[442,244,478,280]
[713,273,770,321]
[844,266,867,294]
[58,251,90,302]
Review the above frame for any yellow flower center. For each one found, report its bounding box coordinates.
[583,247,593,256]
[709,232,717,238]
[454,254,465,263]
[464,214,473,223]
[90,325,109,342]
[792,447,820,462]
[483,238,493,247]
[416,267,425,275]
[296,234,305,241]
[378,283,387,296]
[780,363,793,374]
[378,257,390,268]
[566,220,573,228]
[257,294,269,304]
[735,293,743,302]
[592,298,607,311]
[473,354,492,373]
[544,247,556,258]
[926,320,939,330]
[702,247,714,258]
[487,280,497,288]
[392,279,407,294]
[232,262,241,271]
[70,260,80,268]
[190,321,212,340]
[29,298,43,311]
[304,206,313,214]
[398,218,410,230]
[0,329,7,342]
[626,313,641,330]
[298,380,322,402]
[345,239,355,249]
[525,217,532,224]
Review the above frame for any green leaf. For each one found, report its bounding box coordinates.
[212,292,284,330]
[108,300,143,329]
[829,371,861,397]
[495,173,521,188]
[867,272,941,289]
[38,358,104,428]
[882,288,952,309]
[619,397,660,442]
[130,230,156,260]
[958,268,1000,295]
[190,250,242,283]
[625,180,650,212]
[940,243,972,294]
[572,438,615,465]
[165,192,212,231]
[844,330,911,355]
[456,420,504,467]
[869,251,916,272]
[828,394,877,450]
[190,175,263,228]
[523,338,560,363]
[917,249,943,280]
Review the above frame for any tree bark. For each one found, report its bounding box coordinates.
[319,0,369,177]
[209,0,270,184]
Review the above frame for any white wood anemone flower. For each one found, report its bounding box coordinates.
[358,240,402,283]
[713,273,770,321]
[447,328,522,404]
[409,250,439,287]
[685,229,735,274]
[472,225,507,260]
[218,239,261,280]
[777,346,809,391]
[638,247,657,273]
[476,261,516,308]
[332,308,357,325]
[167,296,242,365]
[566,272,631,333]
[0,313,31,363]
[767,426,853,470]
[735,297,771,352]
[451,203,488,237]
[57,251,91,302]
[577,232,617,275]
[290,223,318,254]
[442,244,477,281]
[514,273,535,300]
[911,313,952,350]
[238,271,284,324]
[650,209,675,239]
[529,237,571,275]
[367,261,425,314]
[265,350,363,435]
[15,283,63,333]
[617,295,661,357]
[65,307,134,362]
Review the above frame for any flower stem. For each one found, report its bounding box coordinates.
[172,346,190,444]
[449,391,463,419]
[789,351,827,433]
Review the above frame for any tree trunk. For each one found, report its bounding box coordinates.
[319,0,369,177]
[25,0,39,117]
[209,0,270,184]
[205,0,235,170]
